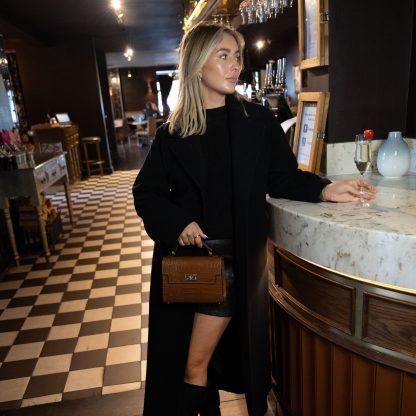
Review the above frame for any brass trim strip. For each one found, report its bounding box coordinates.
[276,246,416,296]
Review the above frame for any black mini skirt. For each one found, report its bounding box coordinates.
[196,240,236,318]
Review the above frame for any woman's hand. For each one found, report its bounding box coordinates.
[178,222,208,248]
[321,179,377,203]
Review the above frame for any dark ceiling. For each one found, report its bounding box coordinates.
[0,1,299,68]
[0,0,184,67]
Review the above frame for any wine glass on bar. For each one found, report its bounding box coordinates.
[354,130,373,206]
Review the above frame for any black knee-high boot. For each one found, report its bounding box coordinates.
[200,385,221,416]
[180,382,208,416]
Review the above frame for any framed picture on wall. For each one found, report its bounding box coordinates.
[298,0,329,69]
[292,92,330,173]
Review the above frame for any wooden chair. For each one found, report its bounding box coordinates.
[126,117,138,143]
[114,119,129,145]
[137,116,157,147]
[280,116,297,149]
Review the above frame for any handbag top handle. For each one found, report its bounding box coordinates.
[171,242,213,256]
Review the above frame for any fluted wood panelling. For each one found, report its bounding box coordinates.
[402,374,416,414]
[374,366,402,416]
[300,329,315,414]
[314,337,331,416]
[288,317,301,414]
[271,309,416,416]
[331,345,351,416]
[351,356,374,416]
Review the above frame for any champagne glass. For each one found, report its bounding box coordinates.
[354,133,372,206]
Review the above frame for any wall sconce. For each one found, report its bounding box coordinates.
[127,71,132,78]
[256,40,265,50]
[255,39,271,50]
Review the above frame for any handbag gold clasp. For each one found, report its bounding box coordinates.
[185,274,198,281]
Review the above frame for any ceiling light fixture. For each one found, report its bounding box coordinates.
[116,12,124,24]
[124,46,134,61]
[111,0,124,24]
[111,0,121,11]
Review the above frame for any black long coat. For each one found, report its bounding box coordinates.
[132,94,327,416]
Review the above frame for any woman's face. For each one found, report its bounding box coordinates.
[200,34,241,108]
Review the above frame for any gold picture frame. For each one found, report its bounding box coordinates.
[298,0,329,70]
[292,92,330,173]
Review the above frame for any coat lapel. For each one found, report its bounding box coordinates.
[226,95,265,203]
[168,133,206,196]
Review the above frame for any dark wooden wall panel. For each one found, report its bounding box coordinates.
[5,38,106,139]
[328,0,414,141]
[406,2,416,136]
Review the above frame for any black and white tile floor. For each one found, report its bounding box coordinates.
[0,171,152,411]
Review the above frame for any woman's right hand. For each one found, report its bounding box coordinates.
[178,222,207,248]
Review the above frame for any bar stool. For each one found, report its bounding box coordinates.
[81,136,105,177]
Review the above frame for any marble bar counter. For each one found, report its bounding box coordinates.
[267,172,416,290]
[266,173,416,416]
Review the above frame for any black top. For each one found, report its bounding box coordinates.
[200,106,233,239]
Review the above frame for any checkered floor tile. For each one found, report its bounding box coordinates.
[0,170,152,411]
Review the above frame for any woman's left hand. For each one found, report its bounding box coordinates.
[321,179,377,203]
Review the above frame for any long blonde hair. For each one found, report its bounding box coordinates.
[168,23,245,137]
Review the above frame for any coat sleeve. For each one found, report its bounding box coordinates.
[132,129,196,249]
[266,112,330,202]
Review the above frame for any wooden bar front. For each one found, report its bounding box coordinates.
[267,243,416,416]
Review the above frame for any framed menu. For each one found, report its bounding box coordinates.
[298,0,329,69]
[292,92,330,173]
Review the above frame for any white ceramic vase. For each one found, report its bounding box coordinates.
[376,131,410,178]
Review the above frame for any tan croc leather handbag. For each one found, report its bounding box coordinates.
[162,242,226,304]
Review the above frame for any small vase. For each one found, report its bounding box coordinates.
[376,131,410,178]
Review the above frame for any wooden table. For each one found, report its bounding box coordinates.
[128,118,165,128]
[0,153,73,265]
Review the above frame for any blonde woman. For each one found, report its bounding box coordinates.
[133,23,375,416]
